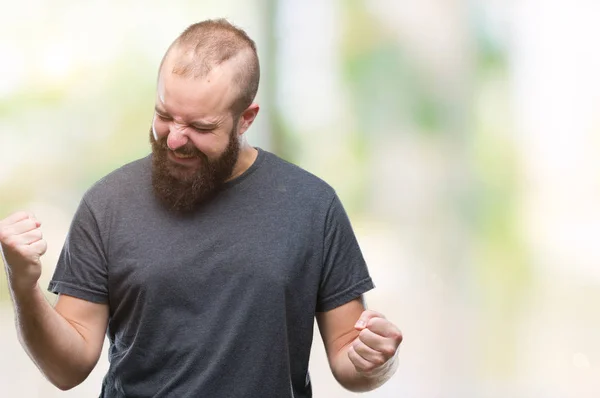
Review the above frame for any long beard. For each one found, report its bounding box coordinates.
[149,127,240,214]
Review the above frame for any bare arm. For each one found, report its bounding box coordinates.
[11,287,109,390]
[316,297,402,392]
[1,211,109,390]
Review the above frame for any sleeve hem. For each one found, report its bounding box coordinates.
[47,280,108,304]
[316,277,375,312]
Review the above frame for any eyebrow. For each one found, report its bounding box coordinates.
[154,106,219,129]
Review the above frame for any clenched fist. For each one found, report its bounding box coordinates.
[0,211,47,291]
[348,310,403,376]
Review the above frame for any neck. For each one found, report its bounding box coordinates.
[227,143,257,181]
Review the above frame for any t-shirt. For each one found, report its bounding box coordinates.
[48,148,375,397]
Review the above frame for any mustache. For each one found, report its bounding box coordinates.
[150,127,203,158]
[171,145,201,157]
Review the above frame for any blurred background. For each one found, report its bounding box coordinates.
[1,0,599,396]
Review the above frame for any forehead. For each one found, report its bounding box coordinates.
[157,59,238,121]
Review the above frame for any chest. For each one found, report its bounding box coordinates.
[105,208,322,310]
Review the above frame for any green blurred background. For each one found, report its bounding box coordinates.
[1,0,599,396]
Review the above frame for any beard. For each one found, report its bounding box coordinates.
[149,126,240,214]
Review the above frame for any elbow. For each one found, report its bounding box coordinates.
[50,352,99,391]
[48,368,93,391]
[56,382,77,391]
[51,374,87,391]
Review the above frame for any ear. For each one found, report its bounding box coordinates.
[237,103,260,135]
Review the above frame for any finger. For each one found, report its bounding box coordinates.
[29,240,47,257]
[347,344,377,373]
[353,340,388,367]
[358,328,398,358]
[0,211,31,227]
[354,310,386,330]
[19,229,44,245]
[366,317,404,343]
[1,229,43,248]
[5,219,39,236]
[0,220,39,247]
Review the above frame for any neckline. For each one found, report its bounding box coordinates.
[221,147,266,191]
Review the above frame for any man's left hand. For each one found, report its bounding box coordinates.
[348,310,403,375]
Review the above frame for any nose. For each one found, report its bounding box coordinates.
[166,122,189,150]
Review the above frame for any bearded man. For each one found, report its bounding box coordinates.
[0,19,402,397]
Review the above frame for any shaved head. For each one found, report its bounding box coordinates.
[160,19,260,116]
[150,19,261,213]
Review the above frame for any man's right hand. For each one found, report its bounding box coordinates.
[0,211,109,390]
[0,211,47,292]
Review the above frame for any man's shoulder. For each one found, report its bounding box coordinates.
[261,150,336,198]
[82,154,151,205]
[267,152,333,190]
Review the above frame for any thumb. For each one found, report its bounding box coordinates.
[354,309,385,330]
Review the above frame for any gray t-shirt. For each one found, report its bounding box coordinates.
[48,148,374,397]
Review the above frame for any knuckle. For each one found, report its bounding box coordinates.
[347,349,356,361]
[364,363,377,372]
[354,359,367,370]
[382,345,397,358]
[354,363,366,372]
[392,330,403,344]
[3,236,17,248]
[373,356,386,366]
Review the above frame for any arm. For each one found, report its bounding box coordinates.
[316,297,402,392]
[1,211,109,390]
[12,289,109,390]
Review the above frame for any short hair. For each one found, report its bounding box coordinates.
[160,19,260,116]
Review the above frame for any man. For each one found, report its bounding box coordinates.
[0,19,402,397]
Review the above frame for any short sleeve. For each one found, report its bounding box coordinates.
[47,198,109,304]
[316,194,375,312]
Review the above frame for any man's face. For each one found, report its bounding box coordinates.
[150,60,241,213]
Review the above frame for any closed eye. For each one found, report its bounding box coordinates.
[156,113,172,122]
[191,126,214,133]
